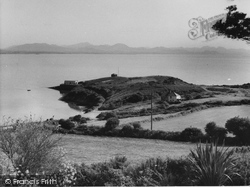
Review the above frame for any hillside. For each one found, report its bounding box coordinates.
[51,76,205,112]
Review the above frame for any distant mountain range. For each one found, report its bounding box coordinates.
[1,42,250,56]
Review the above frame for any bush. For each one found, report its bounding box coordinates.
[132,122,142,130]
[125,93,144,103]
[126,157,168,186]
[126,157,194,186]
[229,147,250,185]
[166,158,194,185]
[59,119,75,130]
[225,117,250,145]
[71,115,88,123]
[72,114,81,122]
[121,125,134,137]
[205,122,227,142]
[0,120,64,175]
[75,156,133,186]
[205,122,216,136]
[213,127,227,141]
[105,117,120,131]
[180,127,204,142]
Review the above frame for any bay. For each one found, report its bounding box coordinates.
[0,54,249,121]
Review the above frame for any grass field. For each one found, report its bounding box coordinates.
[60,134,196,165]
[85,105,250,133]
[59,105,250,165]
[140,105,250,132]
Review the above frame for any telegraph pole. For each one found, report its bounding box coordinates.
[151,89,153,130]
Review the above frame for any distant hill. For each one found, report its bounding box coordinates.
[1,42,250,56]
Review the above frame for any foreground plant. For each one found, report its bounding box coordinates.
[0,118,64,175]
[189,142,238,185]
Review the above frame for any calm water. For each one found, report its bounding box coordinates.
[0,54,249,121]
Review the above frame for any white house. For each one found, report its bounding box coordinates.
[64,80,78,85]
[161,91,181,103]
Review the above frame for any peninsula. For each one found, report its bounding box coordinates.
[50,75,250,119]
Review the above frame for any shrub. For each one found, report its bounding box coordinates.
[230,147,250,185]
[214,127,227,141]
[125,93,144,103]
[166,158,194,185]
[0,120,64,175]
[86,126,103,135]
[225,117,250,145]
[75,156,133,186]
[132,122,142,130]
[189,142,238,185]
[71,115,88,123]
[105,117,120,130]
[75,124,88,132]
[126,157,168,186]
[121,125,134,137]
[180,127,204,142]
[59,119,75,130]
[72,114,81,122]
[126,157,194,186]
[139,108,149,115]
[205,122,216,136]
[108,156,130,169]
[205,122,227,142]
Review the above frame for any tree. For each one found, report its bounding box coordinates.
[212,5,250,43]
[180,127,204,142]
[205,122,227,142]
[205,122,217,137]
[225,117,250,145]
[105,117,120,131]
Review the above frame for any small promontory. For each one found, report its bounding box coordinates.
[51,76,205,112]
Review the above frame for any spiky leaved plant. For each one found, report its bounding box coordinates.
[189,142,238,185]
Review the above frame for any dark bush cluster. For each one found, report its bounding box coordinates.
[58,119,75,130]
[225,117,250,145]
[205,122,227,142]
[180,127,204,142]
[105,117,120,130]
[70,120,204,142]
[69,114,89,123]
[203,117,250,146]
[57,114,250,146]
[74,156,195,186]
[61,86,104,108]
[124,92,144,103]
[58,115,89,130]
[74,153,250,186]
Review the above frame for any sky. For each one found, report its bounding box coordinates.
[1,0,250,49]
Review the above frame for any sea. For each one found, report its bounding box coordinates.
[0,54,250,122]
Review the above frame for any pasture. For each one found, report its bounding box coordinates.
[139,105,250,132]
[60,134,195,165]
[85,105,250,133]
